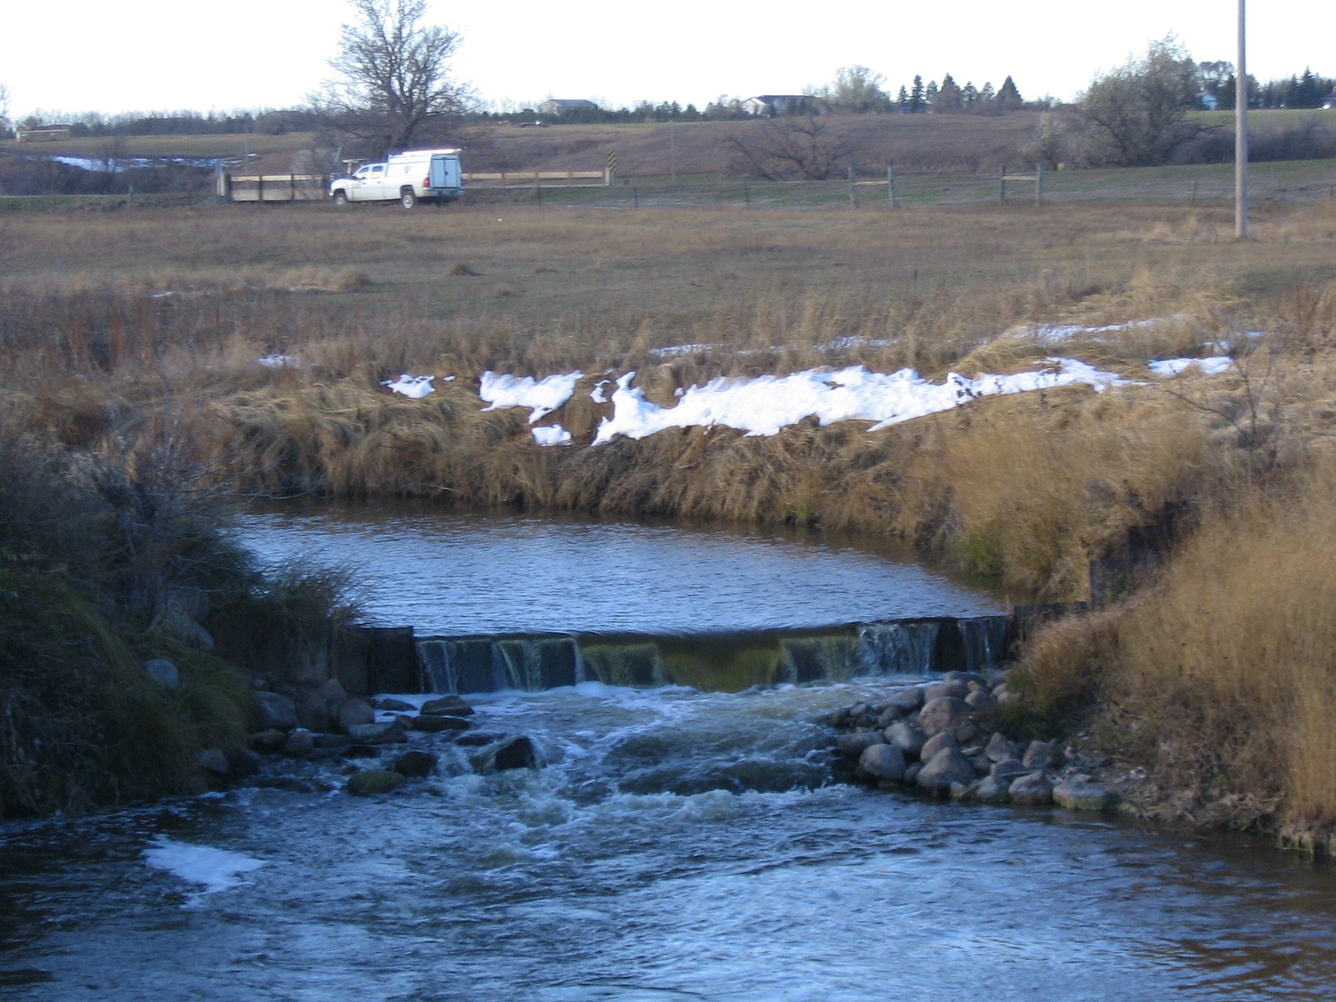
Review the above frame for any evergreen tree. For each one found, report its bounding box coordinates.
[909,75,925,113]
[897,85,910,113]
[997,75,1023,109]
[936,73,963,112]
[924,80,939,109]
[962,81,979,111]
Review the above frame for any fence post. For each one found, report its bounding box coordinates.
[888,164,897,208]
[1035,163,1043,205]
[848,165,858,209]
[999,164,1006,204]
[290,174,296,202]
[536,175,542,208]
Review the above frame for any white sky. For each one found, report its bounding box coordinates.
[4,1,1332,119]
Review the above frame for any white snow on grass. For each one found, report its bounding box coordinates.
[532,425,573,446]
[383,374,450,398]
[480,371,583,422]
[257,354,297,369]
[591,360,1127,446]
[1149,357,1234,377]
[144,836,265,897]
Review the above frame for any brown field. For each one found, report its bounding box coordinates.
[6,193,1336,830]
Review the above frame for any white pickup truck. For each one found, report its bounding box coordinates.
[330,148,463,208]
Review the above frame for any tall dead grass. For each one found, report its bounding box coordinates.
[1095,469,1336,832]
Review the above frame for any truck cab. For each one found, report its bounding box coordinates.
[330,149,463,208]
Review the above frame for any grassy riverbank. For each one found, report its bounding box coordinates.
[4,192,1336,832]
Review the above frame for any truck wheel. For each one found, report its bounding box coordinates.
[332,190,348,205]
[400,189,417,209]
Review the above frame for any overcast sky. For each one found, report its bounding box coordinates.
[4,1,1332,118]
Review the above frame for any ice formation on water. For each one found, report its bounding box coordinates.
[480,371,584,422]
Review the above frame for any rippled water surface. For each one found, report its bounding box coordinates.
[4,682,1336,1001]
[4,511,1335,1000]
[229,501,1006,634]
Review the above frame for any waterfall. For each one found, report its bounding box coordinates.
[857,621,940,676]
[956,616,1012,674]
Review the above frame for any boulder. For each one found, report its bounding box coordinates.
[859,743,907,782]
[251,729,287,753]
[888,687,924,712]
[280,729,315,758]
[944,671,986,686]
[903,763,923,785]
[883,721,927,759]
[924,680,970,702]
[1009,771,1054,805]
[347,770,405,796]
[421,697,475,718]
[919,732,960,762]
[916,747,977,792]
[411,714,472,733]
[836,731,886,758]
[313,733,352,749]
[990,758,1029,782]
[144,659,179,689]
[341,743,382,759]
[311,678,349,705]
[949,780,977,800]
[918,697,976,742]
[456,731,504,747]
[968,755,991,776]
[974,774,1013,803]
[964,690,997,712]
[1022,740,1066,772]
[985,732,1020,763]
[346,721,408,744]
[392,750,438,779]
[197,748,230,776]
[471,735,540,773]
[336,698,376,733]
[224,747,261,777]
[378,698,417,712]
[254,691,297,732]
[876,705,904,728]
[1053,780,1116,812]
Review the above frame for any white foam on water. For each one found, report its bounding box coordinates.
[591,360,1127,445]
[480,371,584,422]
[143,836,265,896]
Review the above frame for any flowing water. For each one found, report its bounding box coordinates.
[3,506,1336,1000]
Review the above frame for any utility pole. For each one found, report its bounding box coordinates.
[669,119,676,185]
[1235,0,1249,239]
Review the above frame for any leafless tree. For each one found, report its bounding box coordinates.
[720,114,856,181]
[310,0,470,157]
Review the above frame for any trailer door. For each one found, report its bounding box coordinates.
[430,154,460,192]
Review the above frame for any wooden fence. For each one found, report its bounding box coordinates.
[220,173,329,202]
[461,169,609,188]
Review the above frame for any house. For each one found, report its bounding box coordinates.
[741,95,811,117]
[537,99,599,116]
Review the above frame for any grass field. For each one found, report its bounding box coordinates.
[6,191,1336,833]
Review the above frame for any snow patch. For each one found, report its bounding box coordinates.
[1149,357,1234,377]
[143,836,265,897]
[592,360,1128,446]
[532,425,573,446]
[590,380,611,404]
[382,374,444,398]
[257,354,297,369]
[480,371,583,422]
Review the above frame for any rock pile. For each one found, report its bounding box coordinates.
[830,670,1117,813]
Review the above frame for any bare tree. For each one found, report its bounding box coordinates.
[0,83,11,136]
[720,114,856,181]
[311,0,469,156]
[1079,36,1207,166]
